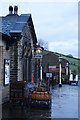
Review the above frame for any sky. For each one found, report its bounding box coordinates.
[0,0,79,58]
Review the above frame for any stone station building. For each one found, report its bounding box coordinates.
[0,6,37,104]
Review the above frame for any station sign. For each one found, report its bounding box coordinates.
[34,55,42,58]
[48,66,56,68]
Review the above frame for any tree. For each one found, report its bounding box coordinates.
[38,39,48,50]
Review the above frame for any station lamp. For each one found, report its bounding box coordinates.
[59,56,62,87]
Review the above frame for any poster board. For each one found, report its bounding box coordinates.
[46,73,52,78]
[4,59,10,85]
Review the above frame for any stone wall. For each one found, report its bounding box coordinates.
[17,22,34,82]
[10,42,18,82]
[17,38,23,81]
[0,46,3,105]
[0,40,18,104]
[0,41,10,104]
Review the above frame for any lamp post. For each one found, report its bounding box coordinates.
[66,62,69,75]
[59,56,62,87]
[69,62,72,75]
[36,46,43,84]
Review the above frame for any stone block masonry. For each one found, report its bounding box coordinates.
[0,44,10,104]
[10,42,18,82]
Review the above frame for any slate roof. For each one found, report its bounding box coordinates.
[0,14,31,35]
[0,13,37,43]
[10,14,31,34]
[0,14,19,36]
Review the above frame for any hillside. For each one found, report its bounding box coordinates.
[55,52,79,75]
[42,50,80,75]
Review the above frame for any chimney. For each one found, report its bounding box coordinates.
[9,6,13,14]
[14,6,18,14]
